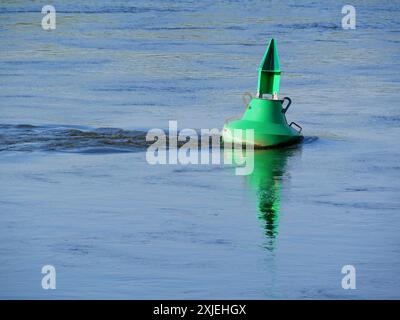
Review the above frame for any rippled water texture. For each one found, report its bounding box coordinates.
[1,0,400,299]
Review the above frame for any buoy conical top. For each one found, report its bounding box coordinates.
[257,38,281,97]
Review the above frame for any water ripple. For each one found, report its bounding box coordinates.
[0,124,316,153]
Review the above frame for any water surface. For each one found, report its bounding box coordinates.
[1,0,400,299]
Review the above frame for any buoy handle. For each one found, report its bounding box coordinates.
[282,97,292,113]
[242,92,253,109]
[289,122,302,133]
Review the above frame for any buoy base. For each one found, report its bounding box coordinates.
[222,98,302,148]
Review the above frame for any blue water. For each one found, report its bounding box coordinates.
[1,0,400,299]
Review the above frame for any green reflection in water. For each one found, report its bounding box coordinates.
[249,150,292,250]
[226,147,299,250]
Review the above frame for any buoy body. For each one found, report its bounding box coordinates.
[223,98,302,148]
[223,38,303,148]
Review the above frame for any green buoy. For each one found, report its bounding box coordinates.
[223,38,303,148]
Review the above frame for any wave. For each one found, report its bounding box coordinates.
[0,124,150,153]
[0,124,317,153]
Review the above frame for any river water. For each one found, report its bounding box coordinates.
[1,0,400,299]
